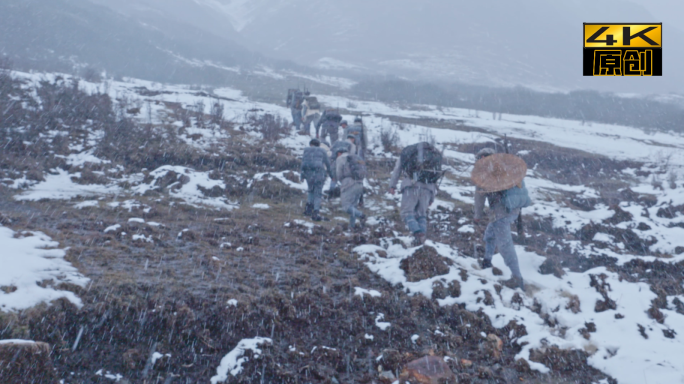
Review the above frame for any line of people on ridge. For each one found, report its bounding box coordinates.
[292,90,532,291]
[287,88,368,160]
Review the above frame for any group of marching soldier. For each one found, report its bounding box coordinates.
[289,88,531,291]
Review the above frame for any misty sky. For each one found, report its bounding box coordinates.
[23,0,684,94]
[627,0,684,32]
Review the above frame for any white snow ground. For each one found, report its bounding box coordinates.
[0,226,89,311]
[4,69,684,382]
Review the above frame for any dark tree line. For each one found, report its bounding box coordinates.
[352,79,684,133]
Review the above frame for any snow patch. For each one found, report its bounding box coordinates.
[0,226,88,311]
[210,337,272,383]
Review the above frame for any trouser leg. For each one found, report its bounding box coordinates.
[329,130,338,144]
[311,182,323,211]
[292,109,301,130]
[341,184,363,227]
[400,188,423,234]
[483,210,522,278]
[414,188,432,234]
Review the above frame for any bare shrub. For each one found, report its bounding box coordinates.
[0,56,12,73]
[250,114,289,142]
[651,175,663,190]
[419,128,437,147]
[379,125,400,152]
[346,101,358,109]
[668,170,678,189]
[81,67,102,83]
[210,100,225,126]
[193,100,205,127]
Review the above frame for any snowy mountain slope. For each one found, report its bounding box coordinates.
[91,0,684,94]
[2,69,684,382]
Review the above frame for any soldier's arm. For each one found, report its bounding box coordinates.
[389,158,402,190]
[336,156,345,181]
[474,187,486,220]
[323,151,333,179]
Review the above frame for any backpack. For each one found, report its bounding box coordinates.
[330,141,352,162]
[400,142,443,184]
[503,180,532,212]
[293,91,305,109]
[323,110,342,123]
[301,147,325,171]
[306,97,321,110]
[347,154,367,181]
[286,89,297,106]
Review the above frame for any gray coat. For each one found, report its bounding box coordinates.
[344,124,367,153]
[301,147,332,183]
[389,157,437,195]
[336,153,362,193]
[315,110,340,137]
[474,187,508,221]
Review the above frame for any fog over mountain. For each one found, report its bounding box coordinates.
[91,0,684,94]
[1,0,682,95]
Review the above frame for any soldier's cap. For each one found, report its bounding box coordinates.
[340,120,348,125]
[336,146,349,154]
[347,133,356,139]
[310,138,321,147]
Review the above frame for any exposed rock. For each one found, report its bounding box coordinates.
[400,355,456,384]
[483,334,503,359]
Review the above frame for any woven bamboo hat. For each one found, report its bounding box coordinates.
[471,153,527,192]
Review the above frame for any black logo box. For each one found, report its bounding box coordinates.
[582,48,662,76]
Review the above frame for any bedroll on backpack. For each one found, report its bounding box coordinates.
[293,92,305,109]
[503,180,532,212]
[302,147,325,171]
[330,141,352,159]
[347,155,367,181]
[400,142,443,184]
[306,97,321,110]
[324,111,342,123]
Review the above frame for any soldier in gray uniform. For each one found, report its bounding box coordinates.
[473,148,525,290]
[290,90,306,131]
[344,117,368,159]
[336,147,366,229]
[301,138,333,221]
[389,154,437,245]
[315,109,342,144]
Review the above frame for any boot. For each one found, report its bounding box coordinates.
[312,210,329,222]
[303,203,313,216]
[480,258,492,269]
[503,276,525,290]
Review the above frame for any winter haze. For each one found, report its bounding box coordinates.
[86,0,684,94]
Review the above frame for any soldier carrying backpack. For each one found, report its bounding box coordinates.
[472,149,532,290]
[344,116,368,159]
[289,89,306,131]
[389,142,444,245]
[315,109,342,143]
[300,96,321,136]
[336,145,367,230]
[301,138,333,221]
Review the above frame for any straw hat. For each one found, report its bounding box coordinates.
[471,153,527,192]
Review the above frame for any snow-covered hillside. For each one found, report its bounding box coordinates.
[2,70,684,382]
